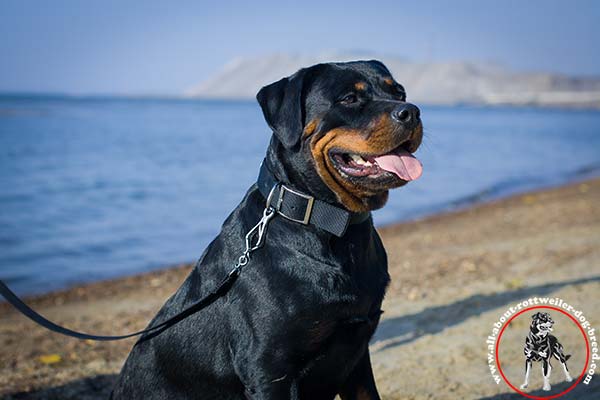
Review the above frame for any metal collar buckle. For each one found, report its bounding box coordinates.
[276,185,314,225]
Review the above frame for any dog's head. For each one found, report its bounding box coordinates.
[257,60,423,212]
[531,312,554,336]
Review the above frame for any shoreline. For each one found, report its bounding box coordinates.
[6,172,599,302]
[1,177,599,399]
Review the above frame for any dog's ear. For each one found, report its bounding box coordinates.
[256,70,306,149]
[531,312,541,320]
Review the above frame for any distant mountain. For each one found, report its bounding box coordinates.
[186,52,600,109]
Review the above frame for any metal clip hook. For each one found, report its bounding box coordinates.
[244,206,275,253]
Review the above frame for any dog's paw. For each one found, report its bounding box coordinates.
[543,383,551,391]
[565,374,573,382]
[519,383,528,390]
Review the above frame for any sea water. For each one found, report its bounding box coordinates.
[1,96,599,295]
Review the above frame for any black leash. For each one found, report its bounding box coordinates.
[0,270,239,341]
[0,161,370,341]
[0,196,277,342]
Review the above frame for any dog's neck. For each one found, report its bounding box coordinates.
[264,139,341,206]
[256,158,371,237]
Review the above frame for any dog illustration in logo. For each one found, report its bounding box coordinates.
[519,312,573,391]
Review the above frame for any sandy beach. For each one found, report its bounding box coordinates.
[1,178,599,399]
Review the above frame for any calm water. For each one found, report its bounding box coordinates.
[1,96,599,295]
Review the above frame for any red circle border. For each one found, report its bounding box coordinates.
[494,305,590,399]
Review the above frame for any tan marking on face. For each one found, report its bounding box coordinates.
[354,82,367,91]
[383,77,394,85]
[310,114,402,212]
[302,118,319,138]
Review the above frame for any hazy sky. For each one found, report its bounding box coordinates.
[1,0,599,95]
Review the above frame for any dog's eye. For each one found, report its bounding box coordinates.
[339,94,359,105]
[394,86,407,101]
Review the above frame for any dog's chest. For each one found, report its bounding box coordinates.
[526,332,552,360]
[296,243,386,384]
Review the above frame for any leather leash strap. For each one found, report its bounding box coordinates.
[0,270,238,341]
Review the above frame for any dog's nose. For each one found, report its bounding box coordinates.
[391,103,420,128]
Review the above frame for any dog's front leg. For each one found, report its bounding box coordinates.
[339,350,380,400]
[519,359,532,390]
[542,360,552,391]
[236,358,299,400]
[243,378,299,400]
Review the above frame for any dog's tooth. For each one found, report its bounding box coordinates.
[364,160,373,166]
[350,154,366,165]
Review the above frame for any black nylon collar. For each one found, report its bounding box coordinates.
[256,161,371,237]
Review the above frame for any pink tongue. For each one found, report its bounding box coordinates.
[374,149,423,181]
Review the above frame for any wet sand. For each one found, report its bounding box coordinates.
[1,178,599,399]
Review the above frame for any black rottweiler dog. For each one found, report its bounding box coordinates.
[111,60,423,399]
[520,312,573,391]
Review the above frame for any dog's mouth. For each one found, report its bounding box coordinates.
[537,322,554,332]
[330,140,423,182]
